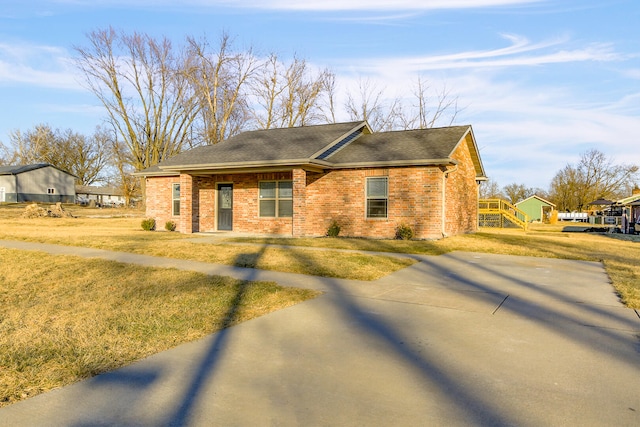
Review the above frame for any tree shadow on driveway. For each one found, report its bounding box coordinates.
[8,244,637,426]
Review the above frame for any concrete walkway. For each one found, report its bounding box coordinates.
[0,239,639,426]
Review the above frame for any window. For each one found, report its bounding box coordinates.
[366,177,388,218]
[172,183,180,216]
[259,181,293,217]
[47,188,55,194]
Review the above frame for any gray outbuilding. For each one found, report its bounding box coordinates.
[0,163,76,203]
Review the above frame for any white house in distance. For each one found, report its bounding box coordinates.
[0,163,76,203]
[75,185,126,207]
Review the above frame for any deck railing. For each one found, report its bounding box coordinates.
[478,199,529,230]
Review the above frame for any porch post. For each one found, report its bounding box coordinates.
[179,173,194,233]
[292,168,307,237]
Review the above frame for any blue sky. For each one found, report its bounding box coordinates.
[1,0,638,189]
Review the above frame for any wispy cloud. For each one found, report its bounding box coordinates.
[450,73,640,186]
[321,33,635,187]
[216,0,543,11]
[348,34,621,75]
[52,0,544,12]
[0,42,80,90]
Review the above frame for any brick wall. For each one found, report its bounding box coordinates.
[301,167,445,239]
[145,175,180,229]
[145,150,479,239]
[443,134,480,236]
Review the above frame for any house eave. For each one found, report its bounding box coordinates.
[159,159,331,175]
[159,158,312,171]
[327,158,458,169]
[149,157,461,175]
[134,170,180,177]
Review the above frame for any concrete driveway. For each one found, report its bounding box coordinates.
[0,241,639,426]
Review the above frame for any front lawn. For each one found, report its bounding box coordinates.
[0,204,415,281]
[0,247,318,407]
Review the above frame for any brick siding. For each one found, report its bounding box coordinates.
[145,141,479,239]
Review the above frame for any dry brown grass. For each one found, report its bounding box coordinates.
[228,225,640,308]
[1,204,637,306]
[1,204,638,407]
[0,247,317,407]
[0,204,415,280]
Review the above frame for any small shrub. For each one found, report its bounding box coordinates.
[141,218,156,231]
[326,220,341,237]
[165,220,177,232]
[395,223,414,240]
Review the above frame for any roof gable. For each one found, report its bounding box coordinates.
[327,126,470,164]
[516,195,556,207]
[140,122,486,178]
[159,121,367,170]
[616,193,640,205]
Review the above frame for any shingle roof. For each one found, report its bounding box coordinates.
[159,121,367,169]
[0,163,50,175]
[138,121,485,178]
[327,126,471,164]
[0,163,75,177]
[75,185,124,196]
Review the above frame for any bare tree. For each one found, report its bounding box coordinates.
[0,144,11,166]
[185,33,259,144]
[549,149,639,211]
[250,53,284,130]
[74,27,199,172]
[345,78,402,131]
[502,183,533,205]
[479,178,504,199]
[252,54,333,129]
[6,125,56,165]
[110,134,141,206]
[346,76,460,131]
[411,77,460,129]
[280,56,332,127]
[5,124,109,185]
[319,71,338,124]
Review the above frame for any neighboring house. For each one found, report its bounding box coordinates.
[515,195,556,223]
[0,163,75,203]
[76,185,126,207]
[614,190,640,231]
[137,121,486,239]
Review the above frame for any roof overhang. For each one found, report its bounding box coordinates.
[159,158,331,175]
[138,158,459,177]
[326,158,458,169]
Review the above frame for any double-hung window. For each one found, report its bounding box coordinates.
[172,183,180,216]
[366,177,388,218]
[259,181,293,217]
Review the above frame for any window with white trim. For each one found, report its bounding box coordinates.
[172,183,180,216]
[259,181,293,217]
[366,177,388,218]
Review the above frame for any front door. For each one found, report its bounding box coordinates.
[217,183,233,231]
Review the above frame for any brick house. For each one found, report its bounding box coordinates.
[137,121,486,239]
